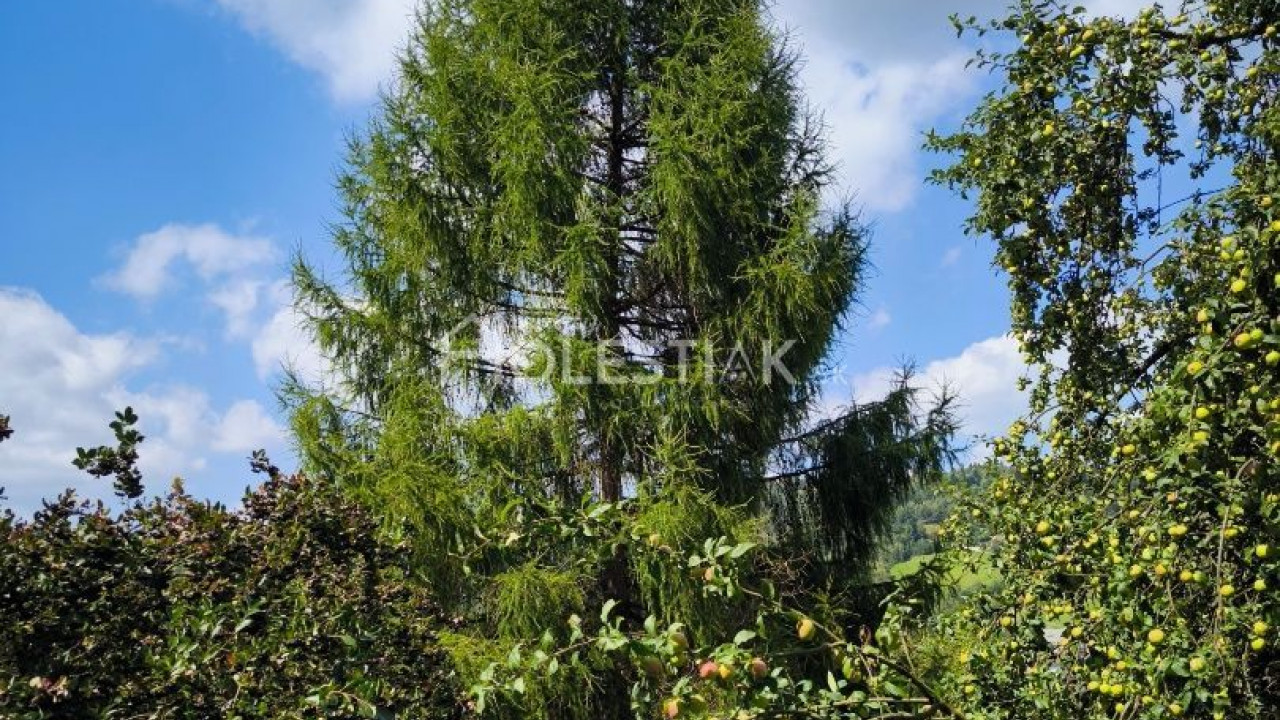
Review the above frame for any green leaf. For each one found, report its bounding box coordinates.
[600,599,618,624]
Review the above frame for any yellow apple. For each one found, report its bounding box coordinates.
[796,617,816,641]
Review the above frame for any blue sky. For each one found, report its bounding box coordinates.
[0,0,1144,512]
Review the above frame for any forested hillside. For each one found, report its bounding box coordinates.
[877,466,992,570]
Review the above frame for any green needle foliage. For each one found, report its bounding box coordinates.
[287,0,957,716]
[921,1,1280,717]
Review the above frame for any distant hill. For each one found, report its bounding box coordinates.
[874,464,996,574]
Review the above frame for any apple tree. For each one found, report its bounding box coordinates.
[925,1,1280,717]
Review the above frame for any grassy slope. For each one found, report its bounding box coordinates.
[890,551,1000,593]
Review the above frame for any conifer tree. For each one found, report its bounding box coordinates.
[289,1,955,716]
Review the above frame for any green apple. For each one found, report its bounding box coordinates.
[671,631,689,653]
[640,656,666,680]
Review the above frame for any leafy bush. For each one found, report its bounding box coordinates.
[0,423,462,719]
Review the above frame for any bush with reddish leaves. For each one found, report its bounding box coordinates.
[0,463,463,719]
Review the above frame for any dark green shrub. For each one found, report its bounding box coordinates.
[0,470,463,719]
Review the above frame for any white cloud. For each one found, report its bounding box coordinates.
[773,0,1143,65]
[767,1,985,211]
[846,335,1027,456]
[0,288,284,512]
[102,223,275,301]
[216,0,979,211]
[768,0,1145,211]
[213,0,416,102]
[106,385,217,482]
[866,307,892,331]
[251,281,327,383]
[97,223,321,384]
[817,55,974,212]
[0,290,157,502]
[100,220,327,399]
[207,0,1150,209]
[772,1,1000,67]
[103,223,284,345]
[209,279,264,339]
[941,246,963,267]
[213,399,286,452]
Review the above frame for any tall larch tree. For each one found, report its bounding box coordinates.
[289,0,955,717]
